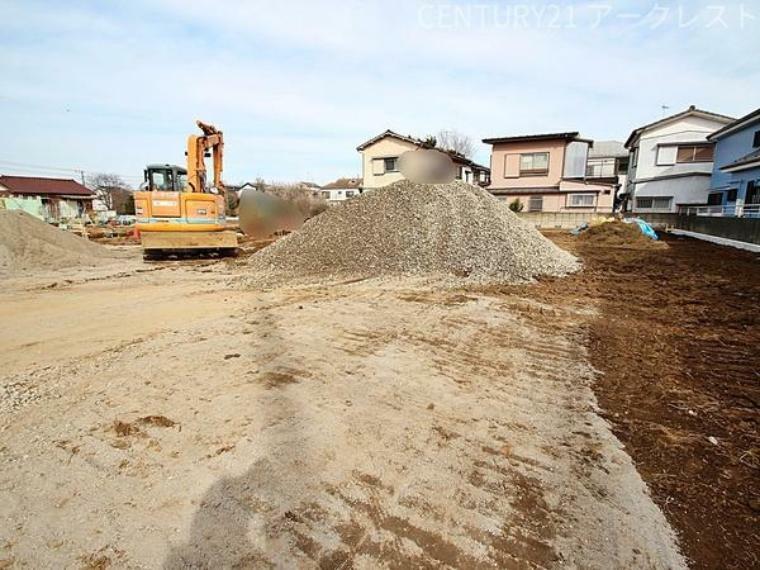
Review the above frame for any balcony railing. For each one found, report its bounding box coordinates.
[682,204,760,218]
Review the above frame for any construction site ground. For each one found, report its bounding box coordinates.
[0,234,757,569]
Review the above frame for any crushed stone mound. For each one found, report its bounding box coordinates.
[0,210,120,274]
[578,221,667,249]
[249,181,578,285]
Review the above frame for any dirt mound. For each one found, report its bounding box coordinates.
[578,221,667,249]
[0,210,120,274]
[249,181,578,285]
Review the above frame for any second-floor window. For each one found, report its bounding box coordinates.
[676,144,713,163]
[372,157,399,175]
[520,152,549,175]
[384,157,399,172]
[586,158,616,178]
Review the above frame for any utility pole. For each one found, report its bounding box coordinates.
[661,105,670,117]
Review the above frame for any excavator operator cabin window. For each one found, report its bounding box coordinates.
[176,172,188,192]
[151,170,168,191]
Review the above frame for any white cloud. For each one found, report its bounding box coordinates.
[0,0,757,183]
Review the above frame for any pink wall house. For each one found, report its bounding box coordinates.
[483,132,615,213]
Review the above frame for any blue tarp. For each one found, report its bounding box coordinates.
[623,217,659,240]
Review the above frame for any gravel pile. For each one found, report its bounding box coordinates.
[249,180,578,285]
[0,210,119,275]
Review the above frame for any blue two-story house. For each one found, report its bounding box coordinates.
[706,107,760,215]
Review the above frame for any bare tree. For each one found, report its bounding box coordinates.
[436,130,475,158]
[87,173,132,212]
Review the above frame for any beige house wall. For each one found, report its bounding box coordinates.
[488,139,567,189]
[361,138,419,190]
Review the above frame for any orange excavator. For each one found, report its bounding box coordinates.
[135,121,238,258]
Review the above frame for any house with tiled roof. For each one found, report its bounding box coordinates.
[482,132,615,213]
[0,175,95,221]
[320,177,361,203]
[706,107,760,216]
[357,130,490,191]
[624,105,734,213]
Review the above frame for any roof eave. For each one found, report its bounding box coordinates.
[708,107,760,141]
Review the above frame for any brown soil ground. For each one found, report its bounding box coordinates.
[0,228,756,568]
[486,231,760,570]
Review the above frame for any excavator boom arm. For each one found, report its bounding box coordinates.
[186,120,225,194]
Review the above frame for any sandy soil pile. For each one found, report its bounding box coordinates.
[578,221,667,249]
[0,210,120,274]
[249,181,578,284]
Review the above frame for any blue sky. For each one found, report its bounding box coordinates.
[1,0,758,185]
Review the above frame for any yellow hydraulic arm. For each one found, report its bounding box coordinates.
[186,120,225,195]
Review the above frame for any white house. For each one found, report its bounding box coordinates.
[624,106,734,213]
[320,177,362,203]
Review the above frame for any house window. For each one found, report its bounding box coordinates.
[520,152,549,175]
[567,193,595,208]
[345,190,356,198]
[632,147,638,167]
[753,130,760,148]
[528,195,543,212]
[384,157,399,172]
[727,188,738,202]
[455,166,462,180]
[636,197,672,210]
[676,144,714,163]
[586,158,616,178]
[707,192,723,206]
[656,145,678,165]
[747,181,760,204]
[321,191,330,199]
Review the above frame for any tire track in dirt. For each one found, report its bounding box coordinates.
[0,279,686,568]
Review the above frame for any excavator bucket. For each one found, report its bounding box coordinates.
[237,188,305,239]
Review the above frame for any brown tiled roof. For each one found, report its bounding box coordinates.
[0,175,94,197]
[322,177,362,190]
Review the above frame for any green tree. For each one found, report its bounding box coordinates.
[508,199,524,213]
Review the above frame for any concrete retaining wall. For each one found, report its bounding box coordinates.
[518,212,612,229]
[674,215,760,245]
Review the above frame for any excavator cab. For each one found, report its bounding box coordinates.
[143,164,188,193]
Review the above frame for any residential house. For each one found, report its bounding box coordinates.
[0,175,95,221]
[586,140,629,210]
[483,132,615,213]
[356,130,490,191]
[624,105,734,213]
[320,177,362,203]
[706,107,760,216]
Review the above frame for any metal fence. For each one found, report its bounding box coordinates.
[682,204,760,218]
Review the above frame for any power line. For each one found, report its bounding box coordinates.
[0,159,143,184]
[0,159,85,173]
